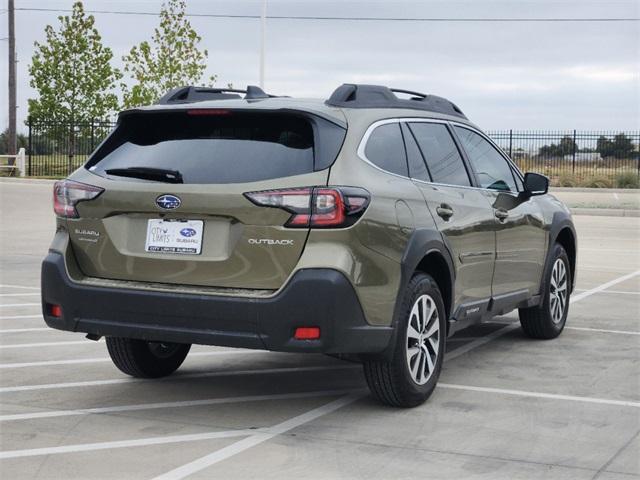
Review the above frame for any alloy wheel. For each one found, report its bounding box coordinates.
[406,294,440,385]
[549,258,568,324]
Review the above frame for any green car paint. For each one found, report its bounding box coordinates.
[48,90,576,336]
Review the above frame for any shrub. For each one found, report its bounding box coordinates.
[580,176,613,188]
[557,174,578,187]
[615,172,640,189]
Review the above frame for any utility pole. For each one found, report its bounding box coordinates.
[259,0,266,89]
[8,0,17,158]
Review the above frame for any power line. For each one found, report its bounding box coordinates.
[14,8,640,22]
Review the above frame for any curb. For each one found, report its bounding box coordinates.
[0,178,56,185]
[552,187,640,194]
[570,208,640,218]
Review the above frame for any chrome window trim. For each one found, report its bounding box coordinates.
[357,117,521,197]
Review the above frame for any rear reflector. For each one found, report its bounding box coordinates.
[48,304,63,318]
[294,327,321,340]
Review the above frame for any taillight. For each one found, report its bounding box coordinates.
[53,180,104,218]
[244,186,370,228]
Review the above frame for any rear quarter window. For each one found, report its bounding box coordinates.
[363,123,409,177]
[87,111,343,184]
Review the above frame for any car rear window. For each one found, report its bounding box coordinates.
[86,111,339,184]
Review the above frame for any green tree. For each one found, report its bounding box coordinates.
[28,2,121,122]
[28,2,121,167]
[597,133,634,159]
[0,129,28,154]
[538,136,577,157]
[121,0,216,107]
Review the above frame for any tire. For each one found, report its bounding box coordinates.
[106,337,191,378]
[363,273,447,408]
[519,243,571,339]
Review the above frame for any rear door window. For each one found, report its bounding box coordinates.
[364,123,409,177]
[87,111,341,184]
[408,123,471,187]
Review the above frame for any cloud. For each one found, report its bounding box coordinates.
[2,0,639,131]
[561,65,638,83]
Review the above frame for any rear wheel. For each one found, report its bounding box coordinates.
[519,243,571,339]
[363,273,446,408]
[106,337,191,378]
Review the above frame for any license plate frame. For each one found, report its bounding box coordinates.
[144,219,204,255]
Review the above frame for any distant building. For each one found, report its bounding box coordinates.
[563,152,602,162]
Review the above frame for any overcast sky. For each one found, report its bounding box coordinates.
[1,0,638,132]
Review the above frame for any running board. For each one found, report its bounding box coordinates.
[449,289,537,335]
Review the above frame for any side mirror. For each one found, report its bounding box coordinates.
[522,172,549,197]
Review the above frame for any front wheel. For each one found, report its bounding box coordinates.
[519,243,571,339]
[363,273,447,408]
[106,337,191,378]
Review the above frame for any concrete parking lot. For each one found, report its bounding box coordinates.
[0,179,638,480]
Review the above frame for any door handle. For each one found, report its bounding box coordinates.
[494,208,509,220]
[436,204,454,220]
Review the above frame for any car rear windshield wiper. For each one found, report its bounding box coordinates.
[104,167,183,184]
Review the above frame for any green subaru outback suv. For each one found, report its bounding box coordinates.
[42,84,577,407]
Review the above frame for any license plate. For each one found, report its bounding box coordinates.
[145,219,204,255]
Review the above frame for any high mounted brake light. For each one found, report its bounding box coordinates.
[186,109,232,116]
[53,180,104,218]
[244,187,370,229]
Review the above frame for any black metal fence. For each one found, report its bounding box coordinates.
[25,119,640,187]
[487,130,640,187]
[27,118,116,177]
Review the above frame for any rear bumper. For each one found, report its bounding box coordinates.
[41,252,392,354]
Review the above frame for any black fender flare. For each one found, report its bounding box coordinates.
[372,228,456,361]
[542,211,577,295]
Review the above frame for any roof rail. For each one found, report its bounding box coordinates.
[325,84,467,119]
[156,85,272,105]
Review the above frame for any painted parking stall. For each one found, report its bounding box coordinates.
[1,179,639,479]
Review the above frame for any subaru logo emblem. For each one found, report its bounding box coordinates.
[180,228,196,237]
[156,194,181,210]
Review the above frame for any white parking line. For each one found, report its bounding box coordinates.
[0,284,40,290]
[0,327,49,334]
[0,429,255,460]
[0,340,92,349]
[446,324,519,360]
[575,289,640,295]
[0,389,360,422]
[0,365,358,393]
[0,330,512,390]
[151,269,640,478]
[0,303,40,308]
[571,270,640,304]
[0,315,42,320]
[152,394,362,480]
[439,383,640,408]
[566,326,640,336]
[0,350,263,369]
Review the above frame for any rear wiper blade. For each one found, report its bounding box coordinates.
[105,167,183,184]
